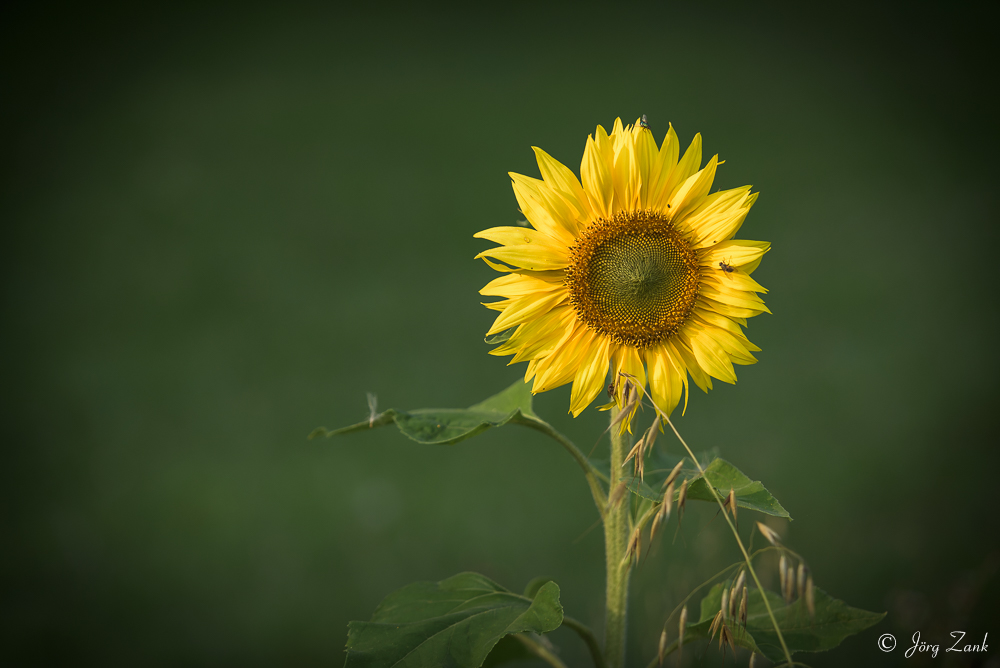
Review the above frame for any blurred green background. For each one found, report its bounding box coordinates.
[3,4,998,666]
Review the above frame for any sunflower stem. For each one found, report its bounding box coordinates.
[603,406,632,668]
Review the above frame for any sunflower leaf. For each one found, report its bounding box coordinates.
[685,458,790,519]
[682,581,884,662]
[310,378,547,446]
[591,449,790,518]
[344,572,563,668]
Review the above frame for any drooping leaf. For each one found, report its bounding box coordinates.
[311,379,547,446]
[344,572,564,668]
[682,581,885,661]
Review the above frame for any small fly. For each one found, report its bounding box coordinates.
[718,261,737,275]
[639,114,652,132]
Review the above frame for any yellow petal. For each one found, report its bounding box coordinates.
[645,344,683,417]
[569,334,612,416]
[613,131,641,211]
[687,317,758,365]
[532,146,592,223]
[533,323,592,392]
[674,186,750,239]
[667,155,719,222]
[692,308,761,351]
[479,272,565,298]
[486,290,567,335]
[509,174,578,246]
[475,244,569,271]
[646,124,680,208]
[689,329,738,384]
[474,225,566,249]
[653,132,702,211]
[701,268,768,294]
[698,283,770,313]
[700,239,771,268]
[581,133,613,219]
[698,296,764,320]
[669,338,713,392]
[494,305,576,362]
[611,344,647,433]
[634,124,658,208]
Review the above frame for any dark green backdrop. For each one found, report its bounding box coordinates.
[3,4,997,667]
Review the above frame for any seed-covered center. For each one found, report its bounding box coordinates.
[566,210,700,348]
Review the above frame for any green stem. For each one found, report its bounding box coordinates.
[513,634,569,668]
[517,417,608,517]
[603,406,631,668]
[562,616,608,668]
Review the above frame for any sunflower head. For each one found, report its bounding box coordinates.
[475,118,770,425]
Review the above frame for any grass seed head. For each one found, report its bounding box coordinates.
[650,509,664,543]
[756,521,781,546]
[678,606,688,648]
[661,482,674,521]
[728,487,737,523]
[806,574,816,617]
[734,570,746,593]
[663,460,684,489]
[779,555,788,598]
[721,589,730,619]
[785,565,796,603]
[796,562,806,599]
[658,628,667,666]
[739,586,748,626]
[708,610,723,639]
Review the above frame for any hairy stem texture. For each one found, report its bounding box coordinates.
[603,406,631,668]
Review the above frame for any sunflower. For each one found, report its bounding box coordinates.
[475,118,769,422]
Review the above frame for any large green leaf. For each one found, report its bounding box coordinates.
[344,572,564,668]
[311,379,546,446]
[593,448,790,519]
[681,581,884,661]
